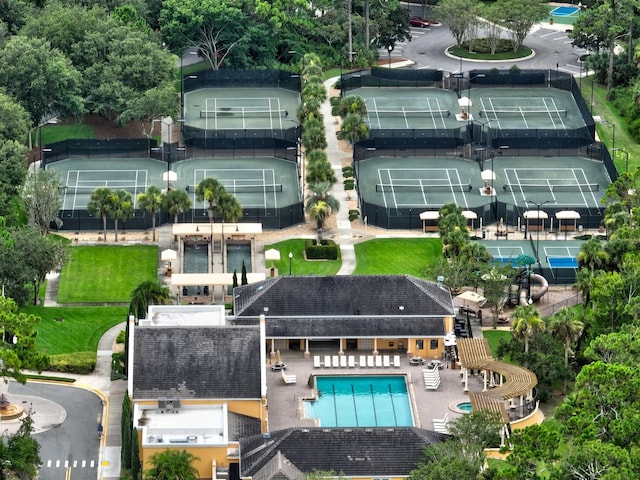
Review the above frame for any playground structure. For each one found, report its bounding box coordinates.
[510,271,549,306]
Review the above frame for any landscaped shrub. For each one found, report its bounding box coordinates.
[348,209,360,221]
[49,352,96,374]
[342,166,354,177]
[116,330,126,343]
[305,239,339,260]
[344,179,355,190]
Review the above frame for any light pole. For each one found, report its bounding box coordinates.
[601,119,615,154]
[612,148,630,173]
[387,45,393,68]
[180,50,198,116]
[524,199,551,268]
[288,252,293,275]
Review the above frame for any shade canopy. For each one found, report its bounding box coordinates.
[162,170,178,182]
[264,248,281,262]
[454,291,487,307]
[462,210,478,220]
[161,249,177,261]
[523,210,549,219]
[419,211,440,220]
[458,96,472,108]
[555,210,580,220]
[481,169,496,181]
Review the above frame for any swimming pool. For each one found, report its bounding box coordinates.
[304,375,414,427]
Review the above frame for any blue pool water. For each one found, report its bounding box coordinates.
[457,401,473,412]
[304,375,414,427]
[550,6,579,16]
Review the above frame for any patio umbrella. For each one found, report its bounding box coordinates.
[161,249,177,268]
[458,96,472,108]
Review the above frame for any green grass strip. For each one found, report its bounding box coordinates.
[58,245,158,303]
[352,238,441,276]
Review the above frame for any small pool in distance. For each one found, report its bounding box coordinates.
[304,375,414,428]
[456,401,473,412]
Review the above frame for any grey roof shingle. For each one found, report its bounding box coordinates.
[133,325,262,399]
[240,428,447,477]
[235,276,453,317]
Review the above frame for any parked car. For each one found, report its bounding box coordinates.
[409,16,430,28]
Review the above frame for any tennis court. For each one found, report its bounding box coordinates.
[357,157,484,210]
[183,88,300,131]
[46,157,300,211]
[490,156,608,213]
[350,88,462,129]
[471,88,585,131]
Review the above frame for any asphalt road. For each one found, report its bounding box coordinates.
[8,382,103,480]
[388,7,588,76]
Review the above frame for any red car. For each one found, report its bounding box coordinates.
[409,16,430,28]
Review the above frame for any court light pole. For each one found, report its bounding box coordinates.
[288,252,293,275]
[524,199,551,268]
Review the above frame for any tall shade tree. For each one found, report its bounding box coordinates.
[0,296,49,384]
[21,169,64,235]
[87,187,114,242]
[137,186,163,241]
[144,449,199,480]
[549,307,584,394]
[129,280,172,320]
[480,265,516,328]
[1,414,42,480]
[110,189,134,242]
[162,189,192,224]
[496,0,548,53]
[12,226,70,306]
[0,90,31,143]
[305,181,339,240]
[511,304,545,366]
[0,140,29,225]
[434,0,481,48]
[0,35,84,125]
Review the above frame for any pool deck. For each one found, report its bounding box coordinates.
[265,351,500,431]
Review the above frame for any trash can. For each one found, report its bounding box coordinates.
[482,229,486,239]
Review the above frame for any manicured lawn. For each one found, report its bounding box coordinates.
[40,123,95,144]
[23,306,128,355]
[58,245,158,303]
[352,238,442,276]
[264,239,341,275]
[483,329,512,361]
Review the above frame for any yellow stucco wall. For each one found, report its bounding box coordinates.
[140,441,239,479]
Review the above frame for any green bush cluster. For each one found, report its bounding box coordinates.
[48,352,96,374]
[305,239,340,260]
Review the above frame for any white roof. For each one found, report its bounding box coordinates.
[419,211,440,220]
[171,273,266,286]
[172,223,263,236]
[454,291,487,307]
[462,210,478,220]
[523,210,549,219]
[555,210,581,219]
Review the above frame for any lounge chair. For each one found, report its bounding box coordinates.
[313,356,322,368]
[375,355,383,368]
[367,355,375,367]
[281,370,297,384]
[348,356,356,367]
[332,355,340,367]
[393,355,401,367]
[360,355,367,367]
[340,355,348,368]
[383,355,390,367]
[324,355,331,368]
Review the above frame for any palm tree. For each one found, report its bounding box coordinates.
[110,190,134,242]
[129,280,172,320]
[577,237,609,273]
[301,117,327,151]
[573,267,596,319]
[549,307,584,394]
[217,191,242,271]
[511,304,545,367]
[137,186,163,241]
[144,449,199,480]
[87,187,113,242]
[305,182,339,240]
[195,178,225,223]
[306,155,337,185]
[162,189,192,224]
[337,113,369,144]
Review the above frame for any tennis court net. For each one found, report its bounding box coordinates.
[63,185,148,194]
[480,109,568,118]
[200,109,288,118]
[376,183,472,192]
[367,109,451,119]
[187,184,283,193]
[503,183,599,192]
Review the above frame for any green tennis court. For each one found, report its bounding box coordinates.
[183,88,300,130]
[46,156,300,211]
[471,88,586,130]
[350,88,462,130]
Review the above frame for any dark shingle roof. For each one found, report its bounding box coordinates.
[234,275,453,317]
[133,325,262,399]
[239,428,447,477]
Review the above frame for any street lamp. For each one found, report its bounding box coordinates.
[180,50,198,116]
[524,199,551,268]
[288,252,293,275]
[387,45,394,68]
[601,119,615,154]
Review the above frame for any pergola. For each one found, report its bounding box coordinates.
[523,209,549,232]
[555,210,581,233]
